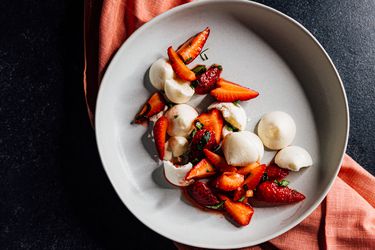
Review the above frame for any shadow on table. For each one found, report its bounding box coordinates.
[59,1,174,249]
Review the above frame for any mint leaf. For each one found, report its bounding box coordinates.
[192,65,207,75]
[197,131,211,150]
[191,80,198,89]
[274,179,289,187]
[195,121,204,130]
[233,100,240,107]
[206,200,225,210]
[225,122,239,132]
[237,196,246,202]
[199,48,209,61]
[184,57,193,64]
[188,129,197,140]
[261,173,268,182]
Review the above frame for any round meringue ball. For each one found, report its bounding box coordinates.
[257,111,296,150]
[149,58,174,90]
[165,104,198,137]
[275,146,313,171]
[222,131,264,167]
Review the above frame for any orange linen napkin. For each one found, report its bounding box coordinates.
[83,0,375,249]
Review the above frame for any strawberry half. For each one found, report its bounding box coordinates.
[187,181,219,207]
[210,78,259,102]
[242,164,266,191]
[185,158,216,180]
[219,194,254,226]
[177,27,210,64]
[203,149,237,172]
[167,46,196,81]
[189,129,218,161]
[193,64,222,94]
[134,92,166,124]
[236,162,260,175]
[153,116,168,160]
[215,172,244,191]
[255,181,305,204]
[265,164,290,181]
[195,109,224,143]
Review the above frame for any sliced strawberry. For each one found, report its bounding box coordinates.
[153,116,168,160]
[195,109,224,143]
[193,64,222,94]
[203,149,236,172]
[134,92,166,124]
[187,181,219,206]
[236,162,260,175]
[265,164,290,181]
[242,164,266,190]
[215,172,244,191]
[218,194,254,226]
[177,27,210,64]
[189,129,218,161]
[167,46,196,81]
[185,158,216,180]
[233,187,246,201]
[255,181,305,203]
[210,78,259,102]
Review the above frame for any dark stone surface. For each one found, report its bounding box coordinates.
[0,0,373,249]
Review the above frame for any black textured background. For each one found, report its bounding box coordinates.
[0,0,374,249]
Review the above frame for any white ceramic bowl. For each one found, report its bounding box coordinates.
[95,0,349,248]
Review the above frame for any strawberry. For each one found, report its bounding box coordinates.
[255,181,305,203]
[195,109,224,143]
[185,158,216,180]
[177,27,210,64]
[167,46,196,81]
[210,78,259,102]
[153,116,168,160]
[189,129,218,161]
[215,172,244,191]
[218,194,254,226]
[236,162,260,175]
[133,92,166,124]
[242,164,266,191]
[265,164,290,181]
[187,181,220,206]
[203,149,237,172]
[233,187,246,201]
[193,64,222,94]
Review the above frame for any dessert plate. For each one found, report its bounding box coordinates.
[95,0,349,248]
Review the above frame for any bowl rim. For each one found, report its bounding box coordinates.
[95,0,349,248]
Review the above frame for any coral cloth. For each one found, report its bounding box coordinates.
[83,0,375,249]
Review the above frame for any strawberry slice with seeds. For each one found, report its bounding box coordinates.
[167,46,196,81]
[215,172,244,191]
[218,194,254,226]
[153,116,168,160]
[255,181,305,203]
[203,149,237,172]
[242,164,267,191]
[195,109,224,143]
[177,27,210,64]
[210,78,259,102]
[265,164,290,181]
[134,92,166,124]
[187,181,219,207]
[193,64,222,94]
[185,158,216,180]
